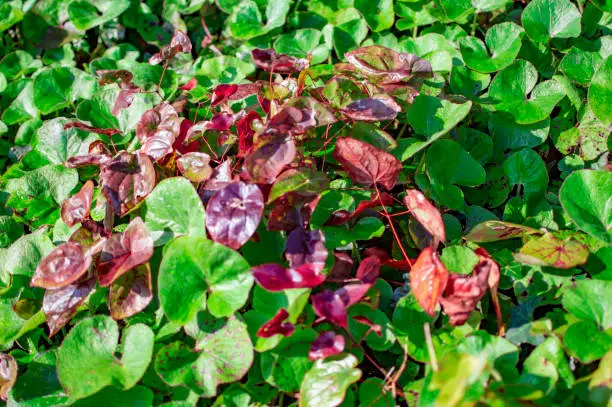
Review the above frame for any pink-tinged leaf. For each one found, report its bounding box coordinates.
[410,246,449,317]
[43,277,95,337]
[256,308,295,338]
[312,291,348,327]
[97,69,134,86]
[440,267,490,327]
[245,137,296,184]
[341,95,401,122]
[180,77,198,91]
[97,217,154,287]
[465,220,540,243]
[0,352,17,402]
[336,284,371,307]
[228,83,262,101]
[136,102,180,143]
[237,110,261,158]
[177,152,213,182]
[251,48,309,74]
[63,122,121,136]
[209,113,234,131]
[149,53,164,65]
[514,233,590,269]
[353,315,383,337]
[333,137,402,190]
[206,182,264,250]
[100,152,156,217]
[404,189,446,246]
[61,180,94,227]
[211,84,238,106]
[65,154,112,168]
[345,46,433,83]
[173,118,200,154]
[149,31,192,65]
[309,331,346,361]
[113,87,139,116]
[356,256,381,285]
[171,30,192,53]
[31,242,92,289]
[109,263,153,320]
[286,228,328,270]
[251,263,326,291]
[265,97,336,136]
[327,192,393,225]
[199,159,234,204]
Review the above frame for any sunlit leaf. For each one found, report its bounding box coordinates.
[309,331,346,361]
[341,95,401,122]
[257,308,294,338]
[61,180,94,228]
[252,263,326,291]
[404,189,446,246]
[252,48,309,74]
[0,352,17,402]
[514,233,590,269]
[31,242,92,289]
[346,46,432,83]
[410,246,448,317]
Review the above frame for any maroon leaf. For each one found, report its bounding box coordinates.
[410,246,449,317]
[353,315,382,337]
[327,192,393,225]
[184,114,234,144]
[228,83,262,101]
[285,228,328,271]
[329,251,354,280]
[177,152,212,182]
[265,97,336,136]
[333,137,402,190]
[404,189,446,246]
[245,137,296,184]
[199,160,234,204]
[309,331,346,361]
[0,352,17,402]
[312,291,348,327]
[251,263,326,291]
[267,193,317,232]
[97,217,154,287]
[346,46,433,83]
[211,84,238,106]
[100,152,156,217]
[251,48,309,74]
[173,118,200,154]
[236,110,261,158]
[341,95,401,122]
[61,180,94,227]
[63,122,121,136]
[206,182,264,250]
[256,308,295,338]
[31,242,92,289]
[43,277,95,337]
[363,247,414,270]
[356,256,380,285]
[109,263,153,320]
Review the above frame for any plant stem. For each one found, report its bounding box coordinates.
[375,185,413,267]
[424,323,438,371]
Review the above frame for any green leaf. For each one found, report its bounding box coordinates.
[564,320,612,363]
[358,378,395,406]
[158,236,253,323]
[514,233,590,269]
[449,65,490,100]
[589,56,612,125]
[1,79,39,125]
[348,304,396,351]
[333,9,369,58]
[518,337,572,399]
[559,40,606,85]
[268,169,327,204]
[3,164,79,205]
[521,0,581,43]
[441,245,480,275]
[563,279,612,329]
[0,51,42,81]
[323,217,385,249]
[503,148,549,200]
[489,114,550,152]
[143,177,207,246]
[226,0,290,40]
[0,1,23,33]
[33,68,96,115]
[195,56,256,86]
[392,294,436,362]
[459,22,524,73]
[73,386,154,407]
[560,170,612,245]
[0,228,53,278]
[299,353,361,407]
[354,0,394,32]
[57,316,154,399]
[274,29,329,65]
[68,0,130,31]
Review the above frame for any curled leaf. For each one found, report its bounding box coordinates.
[333,137,402,190]
[109,264,153,320]
[252,48,309,74]
[61,180,94,227]
[251,263,326,291]
[410,246,449,317]
[0,352,17,402]
[136,102,180,161]
[43,277,95,337]
[341,96,401,122]
[285,228,328,271]
[256,308,294,338]
[309,331,346,361]
[149,30,192,65]
[346,46,433,83]
[31,242,92,289]
[177,152,213,182]
[404,189,446,246]
[206,182,264,250]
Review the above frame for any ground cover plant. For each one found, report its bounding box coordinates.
[0,0,611,405]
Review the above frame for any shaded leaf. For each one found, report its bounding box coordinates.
[109,264,153,320]
[286,228,328,270]
[43,277,95,337]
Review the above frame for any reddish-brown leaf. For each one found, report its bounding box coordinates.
[404,189,446,246]
[439,266,491,327]
[236,110,261,158]
[61,180,94,227]
[43,277,95,337]
[256,308,295,338]
[410,246,449,317]
[31,242,92,289]
[245,137,296,184]
[109,263,153,320]
[341,95,401,122]
[333,137,402,190]
[345,46,433,83]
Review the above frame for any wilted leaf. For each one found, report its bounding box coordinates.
[252,263,326,291]
[257,308,294,338]
[333,137,402,190]
[341,96,401,122]
[31,242,92,289]
[252,48,309,73]
[410,246,448,317]
[514,233,590,269]
[404,189,446,246]
[61,180,94,227]
[206,182,264,250]
[246,137,296,183]
[43,277,95,336]
[109,264,152,320]
[0,352,17,402]
[346,46,432,83]
[309,331,346,361]
[98,217,154,286]
[177,152,212,182]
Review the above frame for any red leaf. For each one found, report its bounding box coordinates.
[312,291,348,328]
[136,102,180,161]
[346,46,433,84]
[341,96,401,122]
[265,97,336,136]
[97,217,154,287]
[211,84,238,106]
[336,284,371,307]
[179,77,198,91]
[356,256,381,285]
[43,277,95,337]
[404,189,446,246]
[251,48,309,74]
[245,137,296,184]
[439,268,490,327]
[109,264,153,320]
[309,331,346,361]
[251,263,326,291]
[236,111,261,158]
[256,308,295,338]
[410,246,449,317]
[31,242,92,289]
[333,137,402,190]
[199,159,234,204]
[61,180,94,227]
[353,315,382,337]
[173,118,200,154]
[206,182,264,250]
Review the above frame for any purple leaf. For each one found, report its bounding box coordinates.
[256,308,295,338]
[265,97,336,136]
[341,95,401,122]
[97,217,154,287]
[100,152,156,217]
[61,180,94,227]
[286,228,328,271]
[245,137,296,184]
[251,263,326,291]
[251,48,309,74]
[177,152,213,182]
[199,160,234,204]
[31,242,92,289]
[206,182,264,250]
[43,277,95,337]
[312,291,348,328]
[309,331,346,361]
[346,46,433,83]
[109,263,153,320]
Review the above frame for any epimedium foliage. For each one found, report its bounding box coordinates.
[0,0,611,406]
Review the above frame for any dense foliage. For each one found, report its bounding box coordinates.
[0,0,611,406]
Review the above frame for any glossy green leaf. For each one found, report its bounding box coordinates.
[589,56,612,125]
[299,353,361,407]
[521,0,581,43]
[460,22,524,73]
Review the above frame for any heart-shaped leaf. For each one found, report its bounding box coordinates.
[177,152,212,182]
[459,22,524,73]
[299,354,361,407]
[521,0,581,43]
[346,46,433,83]
[31,242,92,289]
[245,137,297,183]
